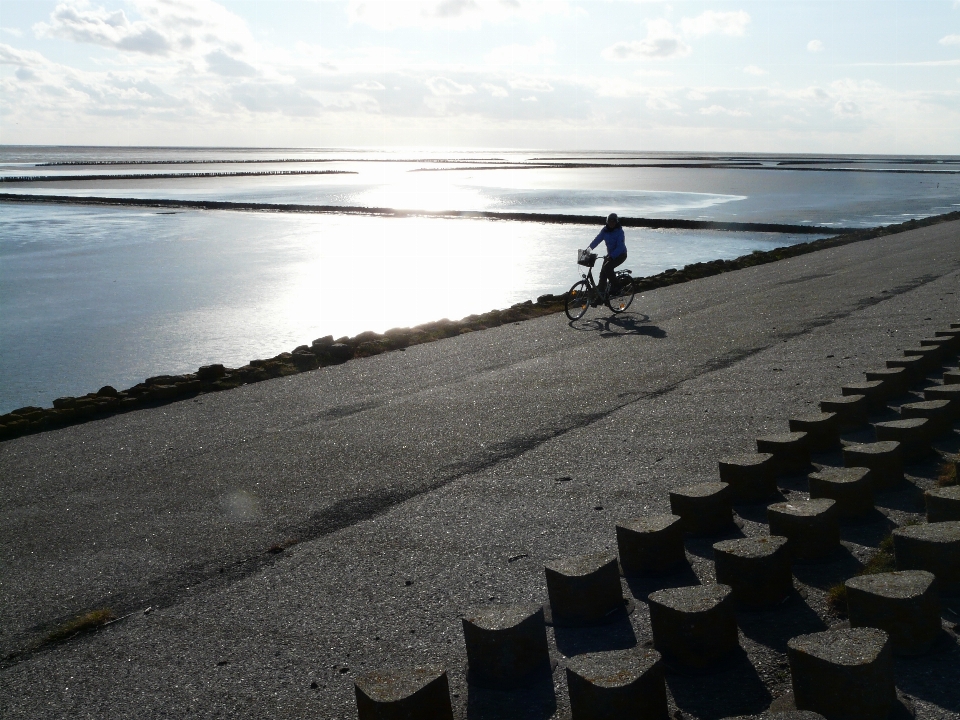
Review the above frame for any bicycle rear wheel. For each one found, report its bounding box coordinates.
[565,280,591,320]
[607,276,636,313]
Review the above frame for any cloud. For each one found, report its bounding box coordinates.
[354,80,386,90]
[520,95,537,102]
[698,104,750,117]
[345,0,569,31]
[940,34,960,45]
[602,11,748,62]
[1,27,23,37]
[508,77,553,92]
[807,39,824,53]
[34,3,170,55]
[485,37,555,66]
[426,76,475,95]
[743,65,767,76]
[480,83,508,97]
[205,50,255,77]
[833,100,860,117]
[680,11,750,38]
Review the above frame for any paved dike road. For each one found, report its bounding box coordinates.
[2,219,959,719]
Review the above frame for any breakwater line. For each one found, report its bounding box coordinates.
[1,170,356,183]
[412,163,960,175]
[3,209,958,443]
[0,193,853,234]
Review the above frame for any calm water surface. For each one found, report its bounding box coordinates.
[1,146,957,413]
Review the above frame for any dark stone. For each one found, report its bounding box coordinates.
[842,441,904,490]
[197,364,227,381]
[616,515,688,577]
[787,628,894,720]
[355,666,453,720]
[925,485,960,522]
[767,499,839,562]
[565,648,669,720]
[845,570,941,655]
[96,385,119,397]
[789,413,840,452]
[886,355,927,385]
[873,418,931,459]
[755,433,811,475]
[900,399,952,437]
[52,397,77,410]
[864,367,909,397]
[647,584,738,671]
[819,395,868,429]
[326,342,354,364]
[462,603,551,687]
[668,482,734,535]
[718,453,778,501]
[943,370,960,385]
[893,520,960,590]
[713,535,793,609]
[807,467,874,520]
[311,335,334,349]
[545,553,624,626]
[291,350,320,371]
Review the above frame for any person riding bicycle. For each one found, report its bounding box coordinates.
[588,212,627,298]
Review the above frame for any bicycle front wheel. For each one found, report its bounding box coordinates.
[607,279,636,313]
[565,280,591,320]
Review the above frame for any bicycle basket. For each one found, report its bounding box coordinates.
[577,249,598,266]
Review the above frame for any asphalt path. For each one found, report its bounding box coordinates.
[1,219,959,718]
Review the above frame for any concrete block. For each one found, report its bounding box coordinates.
[842,441,904,490]
[920,336,956,359]
[718,453,778,501]
[669,482,735,535]
[545,553,624,626]
[922,384,960,419]
[845,570,941,656]
[565,648,668,720]
[756,433,811,475]
[900,399,952,437]
[925,485,960,522]
[873,418,931,459]
[713,535,792,609]
[789,413,841,453]
[462,604,551,687]
[648,584,739,671]
[903,345,942,372]
[786,628,895,720]
[934,329,960,354]
[807,467,874,520]
[886,355,927,385]
[355,666,454,720]
[841,381,887,412]
[893,520,960,590]
[767,499,840,562]
[865,367,909,397]
[616,515,688,577]
[819,395,868,429]
[764,713,826,720]
[943,370,960,385]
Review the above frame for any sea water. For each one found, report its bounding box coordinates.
[1,147,958,413]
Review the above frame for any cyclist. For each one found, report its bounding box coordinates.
[588,212,627,299]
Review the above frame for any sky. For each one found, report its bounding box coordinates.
[1,0,959,152]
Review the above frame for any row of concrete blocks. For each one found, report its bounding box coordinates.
[353,325,960,718]
[356,626,912,720]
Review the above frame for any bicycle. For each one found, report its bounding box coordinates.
[565,250,636,321]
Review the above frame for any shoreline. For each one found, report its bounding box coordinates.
[2,208,958,443]
[0,192,851,233]
[0,170,356,182]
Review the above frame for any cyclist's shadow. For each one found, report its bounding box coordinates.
[569,311,667,339]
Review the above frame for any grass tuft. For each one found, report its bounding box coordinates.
[46,608,116,643]
[826,583,848,614]
[936,461,958,487]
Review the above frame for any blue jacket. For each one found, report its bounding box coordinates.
[589,225,627,258]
